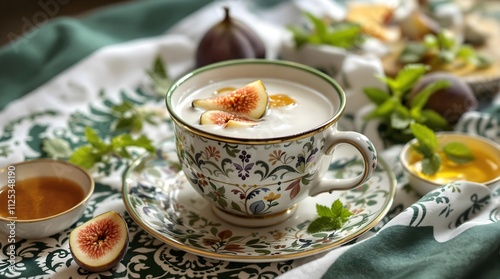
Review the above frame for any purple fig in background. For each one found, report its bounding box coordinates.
[408,72,478,125]
[195,6,266,68]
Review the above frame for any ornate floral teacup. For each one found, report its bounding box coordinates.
[165,59,377,227]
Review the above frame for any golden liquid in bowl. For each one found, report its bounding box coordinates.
[0,177,84,220]
[409,144,500,184]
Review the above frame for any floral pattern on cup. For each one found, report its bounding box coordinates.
[175,129,377,217]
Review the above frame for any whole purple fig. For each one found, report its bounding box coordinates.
[195,7,266,68]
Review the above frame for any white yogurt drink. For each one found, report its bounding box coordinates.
[176,78,334,139]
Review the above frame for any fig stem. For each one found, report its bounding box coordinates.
[223,6,231,23]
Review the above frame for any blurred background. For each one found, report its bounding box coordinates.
[0,0,131,46]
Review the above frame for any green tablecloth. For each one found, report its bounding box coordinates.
[1,1,500,278]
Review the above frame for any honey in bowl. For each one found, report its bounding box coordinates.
[409,149,500,184]
[407,134,500,185]
[0,177,84,220]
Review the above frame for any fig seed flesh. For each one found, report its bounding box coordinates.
[69,211,129,273]
[200,110,259,127]
[193,80,269,119]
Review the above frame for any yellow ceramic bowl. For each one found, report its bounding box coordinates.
[400,132,500,196]
[0,159,94,239]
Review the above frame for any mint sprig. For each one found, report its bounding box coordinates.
[410,123,474,175]
[400,30,492,69]
[307,199,352,234]
[363,64,451,143]
[289,12,365,49]
[111,101,159,133]
[69,127,156,169]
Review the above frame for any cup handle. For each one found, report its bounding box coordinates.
[309,130,377,196]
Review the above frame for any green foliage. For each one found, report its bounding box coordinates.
[410,123,474,175]
[400,30,492,68]
[306,199,352,233]
[43,56,168,169]
[363,64,451,143]
[111,101,158,133]
[69,127,155,169]
[288,12,365,49]
[147,55,172,96]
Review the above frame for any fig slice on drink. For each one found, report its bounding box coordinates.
[200,110,259,128]
[192,80,269,119]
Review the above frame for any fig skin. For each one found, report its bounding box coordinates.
[408,72,478,125]
[195,6,266,68]
[69,211,129,273]
[200,110,259,127]
[192,80,269,119]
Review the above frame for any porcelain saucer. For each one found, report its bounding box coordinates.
[122,139,396,263]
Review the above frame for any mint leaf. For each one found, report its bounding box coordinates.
[419,109,450,130]
[363,87,390,105]
[112,134,155,152]
[307,199,352,233]
[84,126,108,151]
[316,204,332,218]
[437,31,456,50]
[306,12,327,40]
[68,127,156,169]
[409,80,451,110]
[330,199,344,216]
[307,216,337,234]
[70,146,102,169]
[443,142,474,164]
[289,13,364,50]
[111,101,135,114]
[324,23,363,49]
[410,123,438,157]
[391,105,411,129]
[115,116,143,132]
[399,42,428,63]
[111,101,159,133]
[390,64,429,97]
[423,33,438,48]
[421,153,441,175]
[365,97,399,119]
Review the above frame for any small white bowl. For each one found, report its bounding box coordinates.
[0,159,94,239]
[400,132,500,196]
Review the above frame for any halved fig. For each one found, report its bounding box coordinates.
[69,211,129,273]
[200,110,259,128]
[192,80,269,119]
